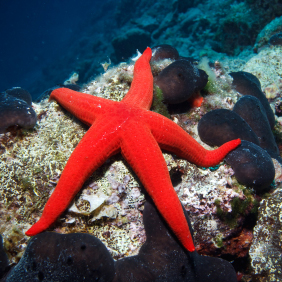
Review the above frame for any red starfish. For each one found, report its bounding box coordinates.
[25,48,240,252]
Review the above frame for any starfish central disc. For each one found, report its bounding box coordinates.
[25,47,240,252]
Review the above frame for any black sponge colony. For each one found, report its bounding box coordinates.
[198,109,259,147]
[5,233,115,282]
[233,95,281,162]
[154,60,208,104]
[114,198,237,282]
[230,71,275,129]
[197,70,279,191]
[198,108,276,191]
[151,44,179,62]
[0,87,37,133]
[4,199,237,282]
[225,140,275,191]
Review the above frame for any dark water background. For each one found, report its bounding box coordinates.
[0,0,99,99]
[1,0,281,100]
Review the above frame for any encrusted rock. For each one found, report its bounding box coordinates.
[249,189,282,281]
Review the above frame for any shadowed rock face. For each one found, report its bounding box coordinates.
[3,199,237,282]
[154,60,208,104]
[0,235,9,279]
[0,87,37,133]
[269,32,282,46]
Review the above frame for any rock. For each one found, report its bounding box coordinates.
[112,28,151,61]
[269,32,282,46]
[249,189,282,281]
[0,235,9,279]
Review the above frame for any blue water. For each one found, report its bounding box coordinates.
[1,0,280,101]
[0,0,99,99]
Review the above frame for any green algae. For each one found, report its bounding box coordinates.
[214,187,258,228]
[151,86,170,118]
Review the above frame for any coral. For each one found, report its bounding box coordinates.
[198,57,218,93]
[214,2,260,55]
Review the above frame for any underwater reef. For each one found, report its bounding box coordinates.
[2,13,282,281]
[23,0,282,99]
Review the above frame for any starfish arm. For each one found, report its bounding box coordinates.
[146,112,241,167]
[50,88,115,126]
[120,123,195,252]
[25,120,121,236]
[121,47,153,110]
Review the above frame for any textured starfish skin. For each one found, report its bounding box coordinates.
[25,47,240,252]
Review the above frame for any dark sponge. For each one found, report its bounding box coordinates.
[225,140,275,192]
[5,232,115,282]
[5,87,32,105]
[154,60,208,104]
[114,197,237,282]
[269,33,282,46]
[0,88,37,133]
[151,44,179,62]
[5,199,237,282]
[233,95,281,162]
[197,109,259,147]
[229,71,275,129]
